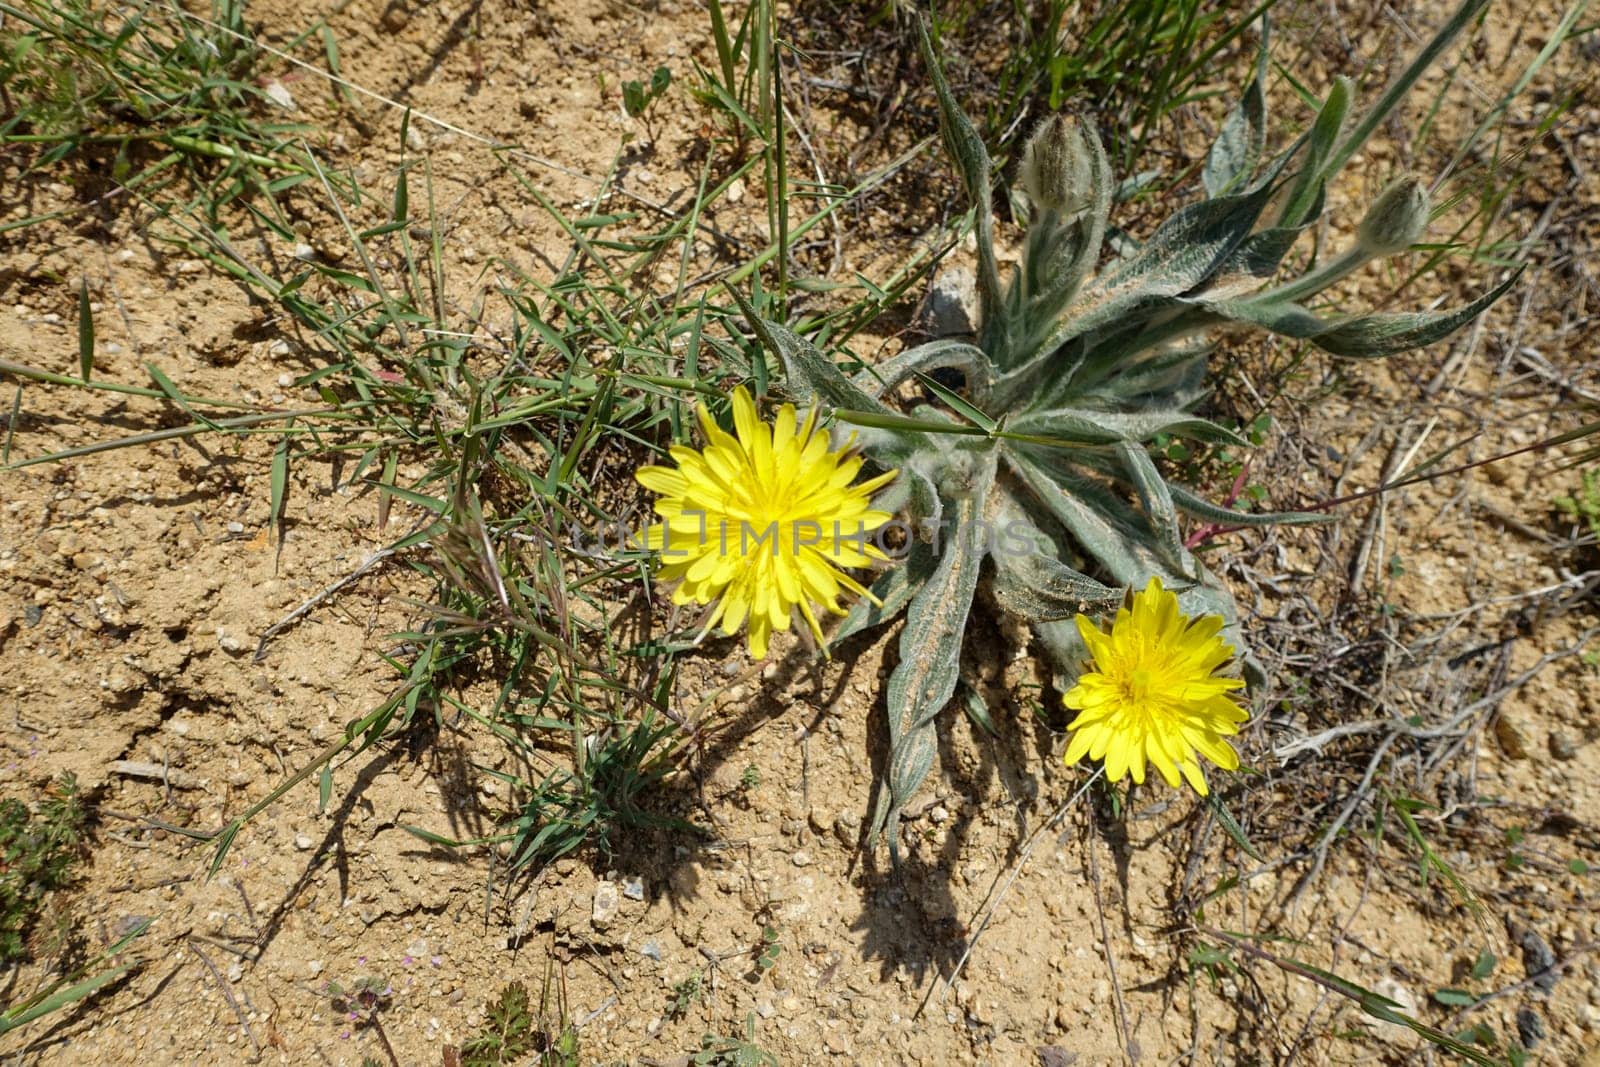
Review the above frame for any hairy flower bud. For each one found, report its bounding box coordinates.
[1020,115,1092,216]
[1357,175,1430,255]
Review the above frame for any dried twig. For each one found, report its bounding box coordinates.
[186,939,260,1058]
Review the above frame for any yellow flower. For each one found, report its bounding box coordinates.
[635,386,896,659]
[1062,578,1249,795]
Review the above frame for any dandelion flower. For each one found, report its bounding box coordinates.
[1062,578,1249,795]
[636,386,897,659]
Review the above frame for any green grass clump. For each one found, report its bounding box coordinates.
[0,774,86,965]
[0,0,314,228]
[925,0,1275,169]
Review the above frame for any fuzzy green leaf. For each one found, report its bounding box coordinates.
[1197,296,1327,338]
[1206,791,1265,861]
[1116,442,1187,574]
[1313,269,1521,358]
[1009,452,1169,586]
[735,300,894,416]
[854,339,990,402]
[1167,482,1331,528]
[1202,24,1268,197]
[1208,221,1316,294]
[914,17,1001,330]
[1059,174,1284,341]
[991,543,1118,622]
[1279,76,1351,227]
[871,447,997,860]
[1013,407,1247,447]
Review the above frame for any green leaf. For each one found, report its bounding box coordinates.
[1013,407,1247,447]
[1009,455,1250,672]
[1209,221,1317,292]
[1206,791,1264,862]
[736,302,905,425]
[270,439,289,547]
[1202,23,1268,197]
[914,16,1001,329]
[1167,482,1331,528]
[622,80,648,117]
[1279,76,1351,227]
[1116,442,1186,574]
[834,408,985,437]
[1010,453,1170,586]
[871,447,997,860]
[913,370,996,432]
[960,686,999,738]
[1432,988,1479,1007]
[1062,173,1285,341]
[0,936,146,1038]
[853,339,990,402]
[1324,0,1492,179]
[77,277,94,382]
[1197,296,1328,338]
[1314,269,1522,358]
[990,542,1119,621]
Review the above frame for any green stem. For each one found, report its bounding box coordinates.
[1252,245,1370,306]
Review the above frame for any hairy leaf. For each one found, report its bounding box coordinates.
[1012,407,1247,447]
[871,447,997,860]
[1116,441,1186,574]
[854,339,990,402]
[991,540,1118,623]
[1202,24,1269,197]
[914,18,1001,332]
[1314,269,1522,358]
[1167,482,1331,528]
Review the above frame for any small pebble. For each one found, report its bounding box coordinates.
[792,850,813,867]
[1495,714,1531,760]
[622,877,645,901]
[1550,732,1579,761]
[1517,1005,1545,1048]
[294,833,314,851]
[592,881,621,929]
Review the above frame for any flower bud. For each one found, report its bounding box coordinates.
[1357,175,1430,255]
[1020,115,1092,216]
